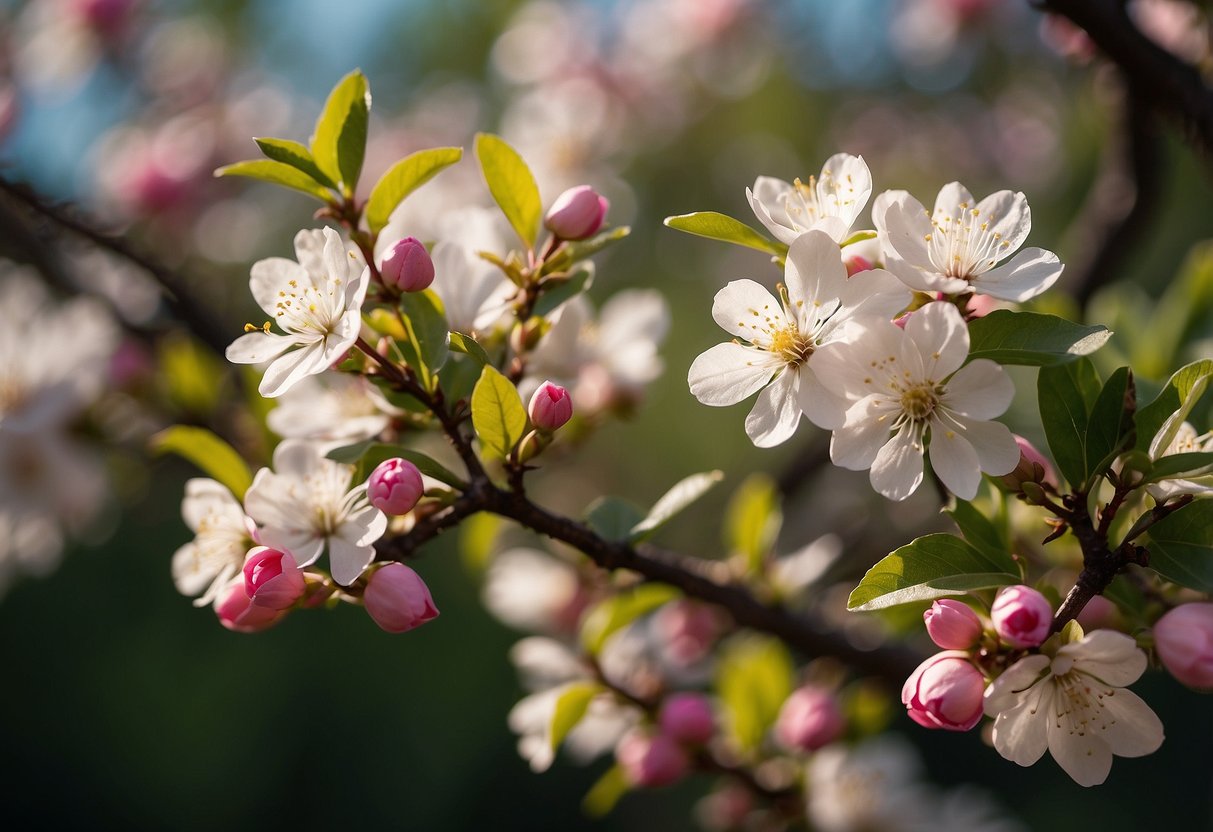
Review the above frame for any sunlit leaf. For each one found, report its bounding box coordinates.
[580,584,679,655]
[967,311,1111,366]
[663,211,786,257]
[629,470,724,542]
[253,137,336,189]
[310,69,370,194]
[214,160,334,202]
[847,533,1019,611]
[152,426,253,500]
[475,133,542,250]
[365,146,463,234]
[715,635,793,753]
[471,365,527,459]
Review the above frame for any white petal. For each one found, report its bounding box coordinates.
[973,247,1063,302]
[784,230,847,329]
[984,655,1051,714]
[225,331,295,366]
[342,504,388,547]
[928,418,982,500]
[820,153,872,231]
[882,194,934,270]
[688,343,780,406]
[711,279,786,344]
[258,341,333,398]
[270,439,324,477]
[1047,702,1113,787]
[171,542,213,597]
[830,267,912,324]
[944,359,1014,419]
[830,394,898,470]
[990,681,1051,767]
[345,265,370,309]
[181,478,240,531]
[599,290,670,350]
[799,365,848,430]
[260,528,324,567]
[321,227,350,283]
[905,301,969,380]
[871,189,910,235]
[293,229,328,275]
[812,321,905,401]
[870,423,925,501]
[951,416,1021,477]
[328,536,374,585]
[249,258,308,316]
[974,189,1032,255]
[1066,630,1148,686]
[745,370,802,448]
[747,178,798,244]
[934,182,976,218]
[1094,688,1164,758]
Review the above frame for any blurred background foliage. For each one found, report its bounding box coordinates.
[1,0,1212,828]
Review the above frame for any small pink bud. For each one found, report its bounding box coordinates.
[242,546,306,610]
[544,185,609,240]
[655,600,724,666]
[991,585,1053,648]
[773,685,845,751]
[367,458,424,515]
[964,292,999,318]
[363,563,439,633]
[924,599,983,650]
[1154,603,1213,689]
[658,693,715,745]
[1076,594,1117,631]
[214,578,286,633]
[901,651,985,732]
[1001,435,1058,492]
[615,730,688,788]
[380,236,435,293]
[528,381,573,431]
[892,312,910,329]
[844,255,873,276]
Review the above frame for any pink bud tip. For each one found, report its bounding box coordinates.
[774,685,845,751]
[214,578,287,633]
[658,693,716,746]
[991,585,1053,648]
[844,255,873,277]
[892,312,910,329]
[242,546,306,610]
[1004,435,1058,490]
[924,599,983,650]
[528,380,573,431]
[1154,603,1213,689]
[367,458,425,516]
[380,236,435,293]
[364,563,439,634]
[901,652,985,732]
[544,185,608,241]
[616,730,688,788]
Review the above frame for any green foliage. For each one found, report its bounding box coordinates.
[252,137,336,189]
[583,765,630,818]
[724,474,782,574]
[584,498,646,541]
[365,147,464,234]
[847,533,1019,611]
[310,69,370,196]
[474,133,542,250]
[966,311,1111,366]
[663,211,787,257]
[715,635,793,753]
[157,333,225,416]
[1141,452,1213,483]
[533,269,593,318]
[1083,367,1137,483]
[549,681,603,753]
[398,290,451,391]
[325,441,467,488]
[555,226,631,266]
[151,427,253,500]
[1135,359,1213,455]
[447,332,490,367]
[1038,357,1102,489]
[946,500,1010,563]
[580,584,680,655]
[1145,499,1213,593]
[213,159,334,202]
[458,512,501,575]
[471,365,527,459]
[629,470,724,542]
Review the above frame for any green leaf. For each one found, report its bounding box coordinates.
[474,133,542,250]
[580,584,679,655]
[325,441,468,489]
[1145,499,1213,592]
[966,311,1111,366]
[1135,359,1213,454]
[448,332,490,367]
[398,289,451,389]
[214,160,334,202]
[847,533,1019,611]
[549,681,602,752]
[365,146,463,234]
[151,426,253,500]
[585,497,645,542]
[840,230,877,247]
[533,268,593,318]
[471,365,527,459]
[583,765,629,818]
[1038,358,1101,488]
[157,333,225,416]
[715,635,794,753]
[946,500,1008,562]
[1143,452,1213,484]
[724,474,782,574]
[560,226,631,263]
[663,212,787,257]
[629,471,724,542]
[1083,367,1135,484]
[458,512,499,575]
[309,69,370,194]
[253,137,336,189]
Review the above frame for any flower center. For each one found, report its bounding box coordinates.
[769,324,813,367]
[900,384,939,421]
[275,277,342,336]
[927,201,1013,279]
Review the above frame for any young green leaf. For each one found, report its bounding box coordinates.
[253,137,336,189]
[474,133,542,250]
[365,146,464,234]
[715,635,794,753]
[324,441,468,489]
[585,497,645,541]
[582,765,630,818]
[1038,358,1101,488]
[629,470,724,542]
[310,69,370,195]
[967,311,1111,366]
[533,268,593,318]
[946,500,1009,563]
[1083,367,1136,485]
[724,474,782,574]
[1142,451,1213,483]
[1134,359,1213,455]
[847,533,1019,611]
[398,289,451,389]
[448,332,490,367]
[151,426,253,500]
[558,225,631,264]
[549,681,603,752]
[214,160,334,202]
[471,365,527,459]
[580,584,680,655]
[1144,499,1213,593]
[663,211,787,257]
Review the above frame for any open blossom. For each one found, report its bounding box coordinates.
[1146,420,1213,501]
[813,301,1020,500]
[172,478,255,607]
[875,183,1063,301]
[243,440,387,586]
[984,629,1164,787]
[266,373,400,442]
[747,153,873,244]
[225,228,369,398]
[688,231,911,447]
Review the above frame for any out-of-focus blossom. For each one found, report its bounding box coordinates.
[1130,0,1210,65]
[653,599,725,665]
[1153,603,1213,689]
[266,373,400,442]
[616,729,689,787]
[658,692,715,745]
[172,478,255,607]
[13,0,142,93]
[774,684,845,751]
[747,154,873,245]
[483,549,587,635]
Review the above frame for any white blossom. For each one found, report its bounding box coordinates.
[171,478,255,607]
[482,548,585,634]
[984,629,1164,787]
[747,154,873,244]
[429,240,515,335]
[243,440,386,586]
[875,183,1063,301]
[1146,420,1213,501]
[813,301,1019,500]
[226,228,369,398]
[688,230,911,447]
[266,373,400,442]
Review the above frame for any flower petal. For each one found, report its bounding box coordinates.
[225,331,296,366]
[1095,688,1164,758]
[928,419,982,499]
[944,359,1015,419]
[712,279,786,345]
[1066,630,1148,686]
[933,182,977,218]
[1047,701,1113,787]
[745,369,802,448]
[881,193,934,272]
[973,247,1063,302]
[990,681,1051,767]
[784,230,847,329]
[953,416,1021,477]
[799,365,847,430]
[258,341,333,398]
[974,189,1032,255]
[870,423,925,501]
[831,267,912,324]
[820,153,872,232]
[747,177,798,245]
[830,394,898,470]
[249,258,308,317]
[328,535,375,585]
[984,655,1051,715]
[688,343,780,406]
[905,301,969,380]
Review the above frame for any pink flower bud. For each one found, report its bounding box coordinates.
[1001,435,1059,492]
[363,563,439,633]
[1076,594,1117,631]
[658,693,715,745]
[367,458,425,515]
[892,312,910,329]
[991,585,1053,648]
[528,381,573,431]
[1154,603,1213,689]
[901,652,985,732]
[615,730,688,788]
[655,600,724,666]
[242,546,306,610]
[924,599,983,650]
[544,185,609,240]
[214,579,286,633]
[773,685,845,751]
[844,255,873,276]
[380,236,435,293]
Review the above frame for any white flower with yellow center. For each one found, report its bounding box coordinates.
[983,629,1165,787]
[747,153,873,244]
[813,301,1019,500]
[171,478,255,607]
[688,230,911,448]
[243,440,387,586]
[875,183,1063,301]
[226,227,369,398]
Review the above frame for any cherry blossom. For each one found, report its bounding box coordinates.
[747,153,873,244]
[172,478,255,607]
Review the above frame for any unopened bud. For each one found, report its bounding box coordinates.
[1000,435,1059,492]
[1153,603,1213,689]
[844,255,873,276]
[367,458,424,515]
[363,563,439,633]
[243,546,306,610]
[658,693,715,745]
[214,578,287,633]
[901,652,985,731]
[924,599,983,649]
[774,685,845,751]
[991,585,1053,648]
[544,185,608,241]
[380,236,435,292]
[616,730,688,788]
[528,381,573,431]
